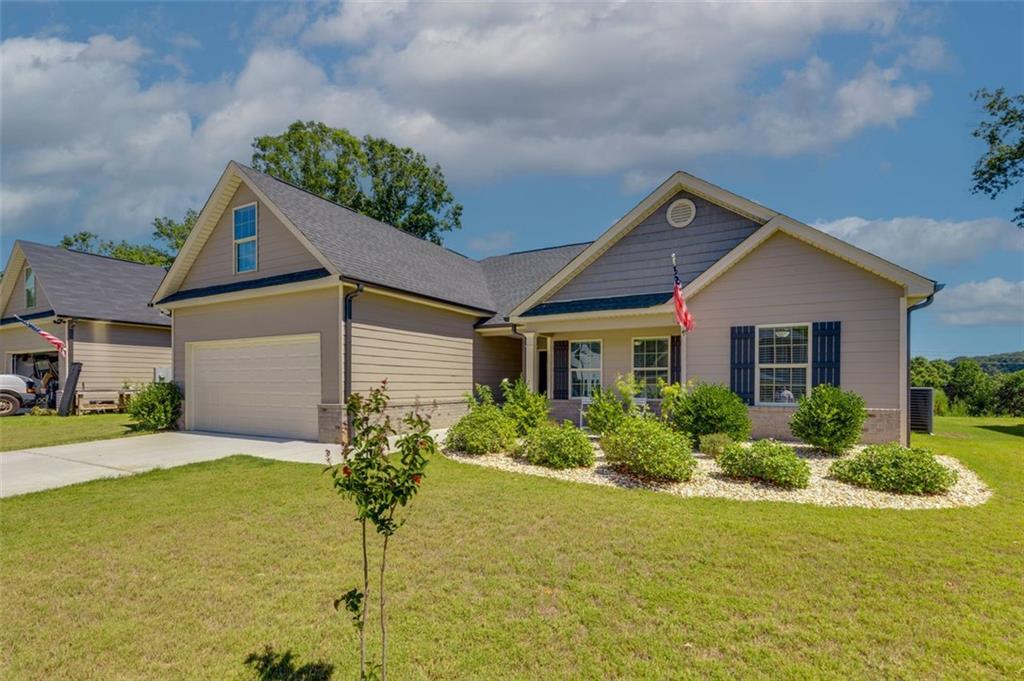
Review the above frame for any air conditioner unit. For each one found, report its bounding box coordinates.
[909,387,934,434]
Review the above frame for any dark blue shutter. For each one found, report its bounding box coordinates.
[553,340,569,399]
[812,321,841,387]
[670,335,681,384]
[730,326,755,405]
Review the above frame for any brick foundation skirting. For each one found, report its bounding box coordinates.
[550,399,902,445]
[318,399,469,444]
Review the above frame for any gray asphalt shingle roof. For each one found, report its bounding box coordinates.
[477,242,591,326]
[15,241,170,326]
[236,164,496,312]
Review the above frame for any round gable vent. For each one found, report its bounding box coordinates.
[666,199,696,228]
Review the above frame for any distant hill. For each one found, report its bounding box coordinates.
[949,351,1024,374]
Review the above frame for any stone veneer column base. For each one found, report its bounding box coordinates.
[749,406,902,445]
[318,399,470,443]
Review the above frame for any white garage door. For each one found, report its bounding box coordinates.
[186,334,321,440]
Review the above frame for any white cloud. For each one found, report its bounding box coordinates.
[813,216,1024,271]
[466,230,516,257]
[1,3,945,246]
[936,278,1024,326]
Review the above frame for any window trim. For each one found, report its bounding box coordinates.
[568,338,602,399]
[754,322,812,407]
[24,266,36,308]
[631,335,670,398]
[232,202,259,274]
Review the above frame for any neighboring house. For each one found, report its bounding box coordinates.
[153,161,937,444]
[0,242,172,403]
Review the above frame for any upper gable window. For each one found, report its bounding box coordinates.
[25,267,36,308]
[233,203,258,274]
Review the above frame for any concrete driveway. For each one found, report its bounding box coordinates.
[1,432,345,498]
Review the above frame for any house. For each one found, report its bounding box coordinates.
[152,161,937,444]
[0,242,172,406]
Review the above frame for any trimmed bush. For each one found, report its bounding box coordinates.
[445,403,518,455]
[584,386,626,435]
[718,439,810,489]
[662,381,751,441]
[518,421,595,469]
[789,384,867,455]
[830,443,957,495]
[601,415,696,482]
[126,381,182,431]
[500,377,549,435]
[698,432,733,458]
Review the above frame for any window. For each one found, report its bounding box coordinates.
[24,267,36,308]
[233,203,258,273]
[633,337,669,398]
[569,340,601,398]
[757,324,809,405]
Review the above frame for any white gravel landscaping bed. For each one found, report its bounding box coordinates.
[444,443,991,510]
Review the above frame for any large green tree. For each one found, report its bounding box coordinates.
[60,210,198,268]
[971,87,1024,228]
[252,121,462,244]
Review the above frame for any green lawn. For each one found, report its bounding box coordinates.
[0,412,138,451]
[1,417,1021,679]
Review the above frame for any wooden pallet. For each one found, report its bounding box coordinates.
[76,391,122,414]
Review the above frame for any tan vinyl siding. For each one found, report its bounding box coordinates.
[2,261,51,318]
[350,292,475,404]
[473,335,522,396]
[180,184,322,291]
[0,322,61,361]
[686,232,903,408]
[548,190,760,302]
[172,287,341,404]
[70,322,171,393]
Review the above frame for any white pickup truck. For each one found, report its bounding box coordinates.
[0,374,38,416]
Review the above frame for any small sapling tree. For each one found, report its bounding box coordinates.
[327,380,435,680]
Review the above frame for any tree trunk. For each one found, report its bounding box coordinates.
[379,532,390,681]
[360,519,369,680]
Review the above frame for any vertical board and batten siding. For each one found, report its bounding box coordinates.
[179,184,323,291]
[1,260,51,318]
[686,233,903,408]
[473,335,522,396]
[73,322,171,392]
[547,190,760,303]
[172,286,341,404]
[349,292,475,404]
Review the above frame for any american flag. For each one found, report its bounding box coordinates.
[14,315,67,357]
[671,255,694,333]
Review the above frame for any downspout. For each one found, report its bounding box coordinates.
[342,281,365,438]
[906,283,944,443]
[509,323,526,385]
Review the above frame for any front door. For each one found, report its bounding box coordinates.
[538,350,548,396]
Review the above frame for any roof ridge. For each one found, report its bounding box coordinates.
[487,241,593,259]
[18,240,167,271]
[233,161,477,262]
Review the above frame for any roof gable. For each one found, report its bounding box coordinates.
[1,241,170,326]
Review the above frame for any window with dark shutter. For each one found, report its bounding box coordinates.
[730,326,755,405]
[812,321,841,387]
[553,340,569,400]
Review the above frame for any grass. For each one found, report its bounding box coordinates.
[0,412,139,451]
[1,416,1021,679]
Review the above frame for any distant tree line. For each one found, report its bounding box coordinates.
[911,356,1024,417]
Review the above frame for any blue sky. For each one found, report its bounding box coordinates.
[1,1,1021,358]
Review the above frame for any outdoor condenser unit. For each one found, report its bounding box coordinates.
[909,387,934,434]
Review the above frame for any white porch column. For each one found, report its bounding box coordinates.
[523,331,538,392]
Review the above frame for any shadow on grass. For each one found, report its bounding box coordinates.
[244,645,334,680]
[975,424,1024,438]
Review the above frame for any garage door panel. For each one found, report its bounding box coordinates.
[187,334,321,440]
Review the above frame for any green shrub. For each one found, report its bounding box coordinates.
[661,381,751,441]
[830,443,957,495]
[601,415,696,482]
[995,371,1024,416]
[718,439,810,489]
[29,406,58,416]
[789,385,867,455]
[126,381,182,431]
[518,421,595,469]
[584,386,627,435]
[500,377,549,435]
[698,432,733,458]
[932,389,950,416]
[444,403,518,455]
